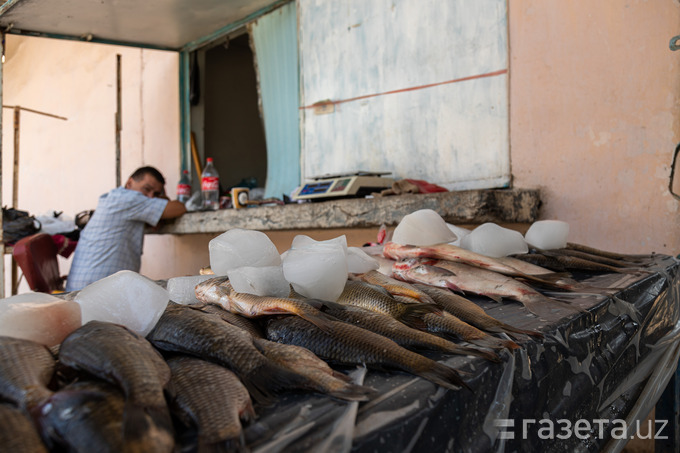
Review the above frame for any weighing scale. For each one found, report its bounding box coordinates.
[292,171,394,201]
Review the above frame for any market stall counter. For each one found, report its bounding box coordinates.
[235,254,680,452]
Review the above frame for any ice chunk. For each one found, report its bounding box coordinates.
[227,265,290,298]
[446,223,471,246]
[0,293,81,347]
[525,220,570,250]
[282,242,348,301]
[291,234,348,255]
[392,209,457,246]
[209,229,281,276]
[347,247,380,274]
[167,275,214,305]
[75,271,169,337]
[460,223,529,257]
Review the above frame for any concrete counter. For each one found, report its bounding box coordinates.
[152,188,541,235]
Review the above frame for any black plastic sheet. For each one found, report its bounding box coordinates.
[238,254,680,453]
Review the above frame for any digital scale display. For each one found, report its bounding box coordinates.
[293,172,394,201]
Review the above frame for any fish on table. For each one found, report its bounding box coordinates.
[58,321,174,444]
[167,355,254,452]
[265,314,470,391]
[39,380,174,453]
[0,402,48,453]
[392,258,583,322]
[0,336,56,416]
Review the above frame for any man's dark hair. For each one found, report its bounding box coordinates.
[130,166,165,185]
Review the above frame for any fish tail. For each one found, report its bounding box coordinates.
[327,383,377,402]
[468,336,520,350]
[520,293,585,321]
[416,362,471,392]
[486,324,545,340]
[243,362,316,406]
[397,303,441,329]
[452,345,502,363]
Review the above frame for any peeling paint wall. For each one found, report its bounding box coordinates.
[298,0,510,190]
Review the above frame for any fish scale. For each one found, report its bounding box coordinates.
[0,336,55,413]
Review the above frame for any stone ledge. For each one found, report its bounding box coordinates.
[151,188,541,235]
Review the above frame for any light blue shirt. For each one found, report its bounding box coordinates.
[66,187,168,291]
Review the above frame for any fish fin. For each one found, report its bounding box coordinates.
[417,362,471,392]
[452,345,502,363]
[327,383,377,402]
[243,362,315,407]
[483,294,504,303]
[486,324,545,340]
[123,403,173,441]
[330,370,354,382]
[397,303,442,329]
[520,294,585,322]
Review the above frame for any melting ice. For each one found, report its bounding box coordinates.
[209,229,281,275]
[460,223,529,257]
[392,209,457,246]
[525,220,570,250]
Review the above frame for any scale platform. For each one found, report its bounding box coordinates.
[292,171,394,201]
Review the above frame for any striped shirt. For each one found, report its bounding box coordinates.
[65,187,167,291]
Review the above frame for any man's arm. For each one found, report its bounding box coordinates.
[161,200,187,219]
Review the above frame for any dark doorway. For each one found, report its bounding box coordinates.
[204,33,267,191]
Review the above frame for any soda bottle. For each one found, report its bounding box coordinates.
[201,157,220,210]
[176,170,191,203]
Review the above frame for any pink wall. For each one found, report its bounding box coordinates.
[509,1,680,254]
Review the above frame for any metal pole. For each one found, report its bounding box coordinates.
[115,54,122,187]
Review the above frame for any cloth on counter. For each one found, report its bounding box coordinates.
[65,186,168,292]
[51,234,77,258]
[376,179,448,196]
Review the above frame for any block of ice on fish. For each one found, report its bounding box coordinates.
[167,275,214,305]
[209,229,281,276]
[291,234,348,255]
[392,209,457,246]
[75,270,169,337]
[282,242,348,301]
[446,223,471,246]
[0,293,82,347]
[524,220,570,250]
[347,247,380,273]
[227,265,290,298]
[460,223,529,257]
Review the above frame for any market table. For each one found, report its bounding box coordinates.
[230,253,680,452]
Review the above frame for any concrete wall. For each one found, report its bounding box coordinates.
[509,1,680,254]
[2,1,679,294]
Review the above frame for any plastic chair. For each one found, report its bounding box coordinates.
[12,233,65,293]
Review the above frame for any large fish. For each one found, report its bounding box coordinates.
[354,270,436,304]
[393,259,582,321]
[309,300,500,361]
[511,253,641,274]
[39,380,174,453]
[384,242,571,290]
[253,338,375,401]
[195,277,333,332]
[147,303,337,404]
[566,242,647,263]
[0,336,55,415]
[337,280,440,328]
[413,284,543,339]
[265,315,470,391]
[58,321,174,443]
[167,355,254,451]
[0,403,48,453]
[199,303,265,339]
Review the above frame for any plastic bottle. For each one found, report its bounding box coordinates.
[176,170,191,203]
[201,157,220,210]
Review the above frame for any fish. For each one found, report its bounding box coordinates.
[392,259,582,321]
[253,338,376,401]
[383,241,576,290]
[199,303,265,339]
[0,402,48,453]
[337,280,440,328]
[147,303,337,405]
[195,277,334,332]
[536,247,642,268]
[566,242,648,263]
[58,321,174,443]
[511,253,642,274]
[311,300,500,361]
[385,297,519,350]
[413,284,544,339]
[265,315,470,391]
[354,270,436,304]
[167,355,254,451]
[0,336,56,415]
[39,380,174,453]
